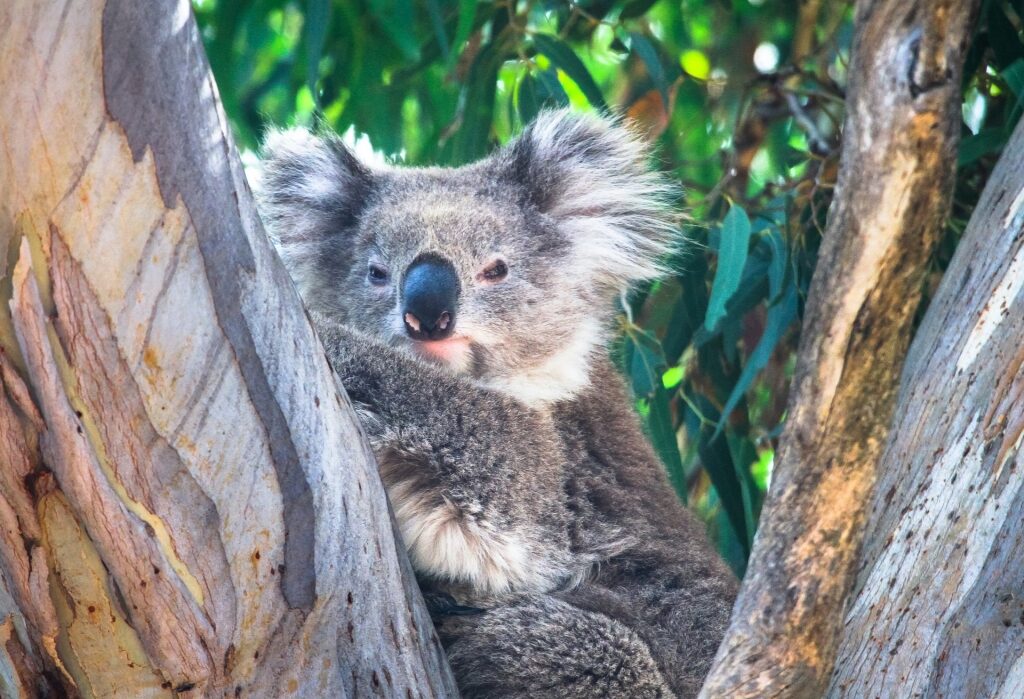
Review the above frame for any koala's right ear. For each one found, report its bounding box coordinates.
[256,127,373,283]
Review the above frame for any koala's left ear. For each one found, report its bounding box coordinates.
[503,109,679,289]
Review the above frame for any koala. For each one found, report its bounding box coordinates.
[257,110,737,699]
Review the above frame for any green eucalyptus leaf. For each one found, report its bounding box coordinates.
[713,284,797,438]
[629,32,669,108]
[450,41,500,163]
[531,34,608,111]
[626,326,667,398]
[536,67,570,106]
[693,397,750,555]
[518,73,542,125]
[704,204,752,333]
[424,0,450,60]
[959,129,1008,166]
[648,387,686,500]
[367,0,420,60]
[303,0,331,100]
[450,0,479,64]
[988,2,1024,69]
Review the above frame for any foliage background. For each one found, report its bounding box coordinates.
[195,0,1023,575]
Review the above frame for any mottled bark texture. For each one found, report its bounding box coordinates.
[829,116,1024,699]
[0,1,457,697]
[699,1,980,697]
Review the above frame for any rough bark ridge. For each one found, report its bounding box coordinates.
[828,117,1024,699]
[699,1,979,696]
[0,1,457,697]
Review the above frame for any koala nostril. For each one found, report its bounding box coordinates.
[403,308,455,341]
[402,254,460,341]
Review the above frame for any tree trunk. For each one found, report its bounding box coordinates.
[700,1,979,697]
[827,116,1024,698]
[0,2,457,697]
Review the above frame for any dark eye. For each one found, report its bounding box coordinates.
[368,263,389,285]
[480,260,508,283]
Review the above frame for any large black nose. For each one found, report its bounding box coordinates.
[402,255,459,341]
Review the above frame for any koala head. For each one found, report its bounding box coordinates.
[257,110,678,406]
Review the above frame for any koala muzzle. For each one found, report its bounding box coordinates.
[402,255,459,341]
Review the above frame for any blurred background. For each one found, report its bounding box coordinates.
[194,0,1024,575]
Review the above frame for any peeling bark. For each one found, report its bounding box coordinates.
[828,117,1024,699]
[0,1,457,697]
[699,1,980,696]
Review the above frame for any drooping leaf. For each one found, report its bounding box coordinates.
[619,0,662,19]
[663,250,708,363]
[649,386,686,500]
[303,0,331,100]
[959,128,1008,166]
[725,432,763,546]
[704,204,752,333]
[988,2,1024,69]
[449,0,479,64]
[536,67,570,107]
[714,285,797,438]
[423,0,449,61]
[450,41,501,164]
[692,396,750,556]
[629,32,670,109]
[1006,61,1024,98]
[367,0,420,60]
[625,325,667,398]
[531,34,608,111]
[517,73,541,125]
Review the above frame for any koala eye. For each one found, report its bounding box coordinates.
[479,259,508,284]
[368,263,390,285]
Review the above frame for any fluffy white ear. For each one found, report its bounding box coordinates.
[256,127,373,295]
[505,109,680,289]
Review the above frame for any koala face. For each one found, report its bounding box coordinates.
[258,110,677,405]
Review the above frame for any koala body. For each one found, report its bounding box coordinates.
[258,110,737,698]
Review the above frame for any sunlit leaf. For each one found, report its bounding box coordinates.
[531,34,608,111]
[662,365,684,389]
[680,49,710,80]
[751,448,773,492]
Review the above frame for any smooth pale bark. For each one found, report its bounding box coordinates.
[828,117,1024,698]
[0,1,457,697]
[700,1,979,696]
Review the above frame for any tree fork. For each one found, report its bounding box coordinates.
[699,1,980,696]
[0,1,457,696]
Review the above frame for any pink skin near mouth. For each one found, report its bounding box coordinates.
[412,336,472,366]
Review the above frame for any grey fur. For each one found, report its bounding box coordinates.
[258,110,737,698]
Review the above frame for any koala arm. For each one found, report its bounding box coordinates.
[311,312,576,598]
